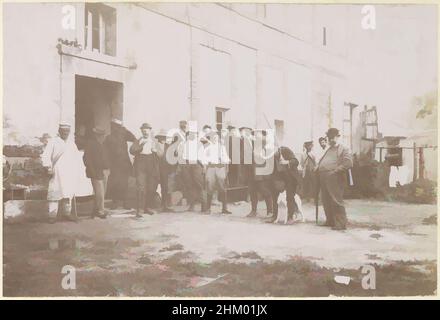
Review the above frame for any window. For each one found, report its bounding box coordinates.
[215,107,228,132]
[322,27,327,46]
[84,3,116,56]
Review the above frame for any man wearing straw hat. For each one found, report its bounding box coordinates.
[180,121,208,213]
[204,129,232,214]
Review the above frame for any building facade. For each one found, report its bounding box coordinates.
[3,2,352,154]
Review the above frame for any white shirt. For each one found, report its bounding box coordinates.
[139,137,156,155]
[204,141,230,165]
[316,146,328,165]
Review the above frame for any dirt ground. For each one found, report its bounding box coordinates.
[3,199,437,297]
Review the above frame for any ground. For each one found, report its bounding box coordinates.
[3,199,437,297]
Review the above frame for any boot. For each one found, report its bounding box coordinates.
[264,213,277,223]
[64,215,78,223]
[246,210,257,218]
[221,201,231,214]
[48,217,57,224]
[144,208,157,215]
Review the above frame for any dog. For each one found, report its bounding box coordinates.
[274,191,304,225]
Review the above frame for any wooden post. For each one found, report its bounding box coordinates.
[419,147,425,180]
[413,143,417,181]
[379,147,383,162]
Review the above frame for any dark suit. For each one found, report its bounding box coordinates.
[227,134,241,187]
[249,145,274,215]
[156,141,172,209]
[104,123,136,203]
[317,144,353,229]
[240,136,254,186]
[130,138,160,212]
[83,137,110,180]
[83,137,110,215]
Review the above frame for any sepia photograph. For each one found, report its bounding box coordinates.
[1,1,438,298]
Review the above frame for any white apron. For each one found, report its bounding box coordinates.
[41,136,93,200]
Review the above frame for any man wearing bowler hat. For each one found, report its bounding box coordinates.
[317,128,353,230]
[130,123,160,217]
[83,126,111,219]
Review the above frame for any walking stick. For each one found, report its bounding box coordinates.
[315,172,319,225]
[72,195,78,219]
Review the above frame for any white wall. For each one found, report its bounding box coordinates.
[3,2,350,156]
[3,3,67,145]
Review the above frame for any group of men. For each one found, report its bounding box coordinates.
[42,118,352,230]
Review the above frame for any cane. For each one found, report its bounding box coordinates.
[315,172,319,225]
[72,195,78,219]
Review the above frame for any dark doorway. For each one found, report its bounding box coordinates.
[75,75,123,149]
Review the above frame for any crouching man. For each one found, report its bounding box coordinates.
[268,146,300,224]
[41,123,81,223]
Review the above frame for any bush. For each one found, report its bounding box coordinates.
[388,179,437,204]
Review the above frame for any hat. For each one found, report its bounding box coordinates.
[140,123,152,130]
[111,118,123,125]
[58,122,71,129]
[155,128,168,138]
[254,129,267,136]
[239,126,253,131]
[304,140,313,146]
[93,127,106,135]
[326,128,340,138]
[187,120,197,133]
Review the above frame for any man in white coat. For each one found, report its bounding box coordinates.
[41,123,88,223]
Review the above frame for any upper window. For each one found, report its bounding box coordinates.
[84,3,116,56]
[215,107,229,132]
